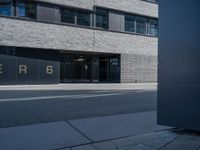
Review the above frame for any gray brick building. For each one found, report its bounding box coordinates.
[0,0,158,84]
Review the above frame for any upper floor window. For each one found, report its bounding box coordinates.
[148,18,158,36]
[125,14,135,32]
[0,1,12,16]
[0,1,158,37]
[60,8,75,24]
[136,16,147,34]
[60,8,91,27]
[96,8,108,29]
[17,1,36,19]
[77,10,91,26]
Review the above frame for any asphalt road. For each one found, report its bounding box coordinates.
[0,90,157,128]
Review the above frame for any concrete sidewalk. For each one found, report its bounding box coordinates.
[0,83,157,91]
[0,111,199,150]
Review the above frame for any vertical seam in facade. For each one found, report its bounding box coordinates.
[93,0,96,52]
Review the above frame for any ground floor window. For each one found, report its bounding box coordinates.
[0,46,120,84]
[60,53,120,83]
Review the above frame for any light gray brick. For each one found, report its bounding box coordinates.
[36,0,94,10]
[95,0,158,18]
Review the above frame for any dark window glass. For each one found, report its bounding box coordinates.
[18,1,36,19]
[136,16,147,34]
[77,11,91,26]
[96,8,108,29]
[125,14,135,32]
[60,8,75,24]
[0,1,12,16]
[109,57,120,83]
[0,47,16,56]
[148,18,158,36]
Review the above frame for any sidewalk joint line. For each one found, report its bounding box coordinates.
[157,134,181,150]
[66,120,93,143]
[53,127,177,150]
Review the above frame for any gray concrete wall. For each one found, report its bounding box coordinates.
[0,0,158,83]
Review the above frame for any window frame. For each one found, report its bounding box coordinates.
[0,0,13,16]
[60,7,76,24]
[95,7,109,29]
[76,10,91,27]
[136,16,147,34]
[60,7,92,27]
[148,18,158,36]
[125,14,136,33]
[16,0,37,19]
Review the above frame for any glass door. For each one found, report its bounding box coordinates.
[92,56,99,82]
[74,55,92,83]
[109,56,120,83]
[99,57,109,82]
[60,55,74,83]
[60,53,120,83]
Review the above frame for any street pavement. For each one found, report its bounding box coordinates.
[0,83,200,150]
[0,89,156,128]
[0,111,171,150]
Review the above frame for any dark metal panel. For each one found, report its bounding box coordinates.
[39,49,60,84]
[0,47,17,85]
[37,3,60,22]
[158,0,200,62]
[109,11,124,31]
[158,84,200,131]
[158,0,200,131]
[16,48,40,84]
[158,62,200,84]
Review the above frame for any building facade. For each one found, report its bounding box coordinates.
[0,0,158,85]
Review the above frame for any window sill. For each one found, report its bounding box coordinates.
[141,0,158,4]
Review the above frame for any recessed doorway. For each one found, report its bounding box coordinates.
[60,52,120,83]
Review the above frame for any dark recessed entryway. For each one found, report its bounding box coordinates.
[60,52,120,83]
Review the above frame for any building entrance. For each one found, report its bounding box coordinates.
[74,55,92,82]
[60,53,120,83]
